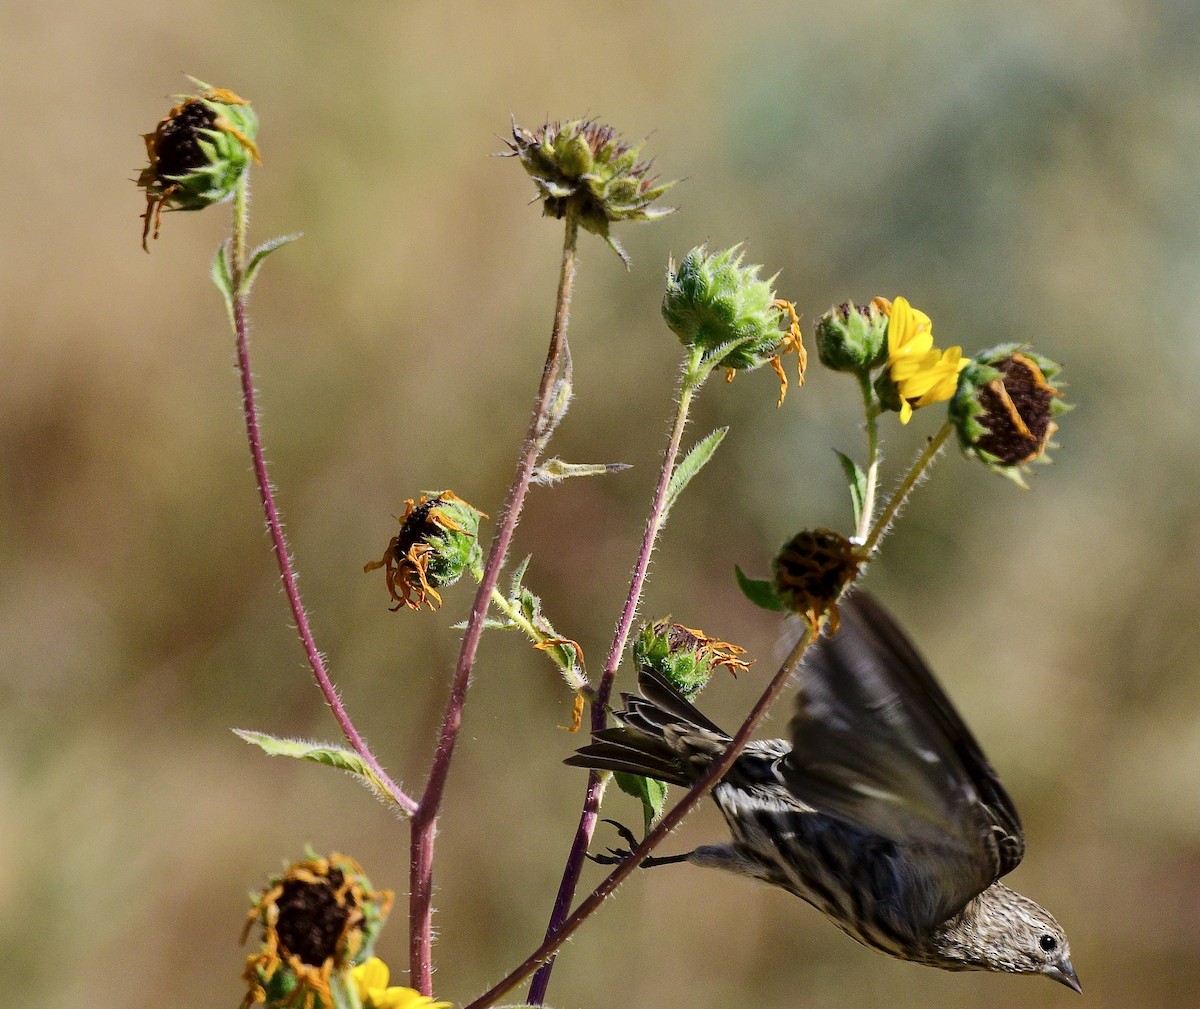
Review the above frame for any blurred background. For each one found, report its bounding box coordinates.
[3,2,1198,1007]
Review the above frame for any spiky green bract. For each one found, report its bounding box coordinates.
[949,345,1070,487]
[505,118,674,263]
[662,245,791,375]
[816,300,889,373]
[139,79,259,214]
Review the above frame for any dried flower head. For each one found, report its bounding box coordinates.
[876,296,967,423]
[137,78,261,251]
[504,118,674,263]
[364,492,486,611]
[634,618,751,700]
[241,853,394,1009]
[950,345,1069,486]
[662,245,807,403]
[772,528,866,631]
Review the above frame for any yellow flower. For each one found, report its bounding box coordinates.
[885,296,967,423]
[351,958,452,1009]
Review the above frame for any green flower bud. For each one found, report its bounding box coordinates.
[633,619,750,700]
[364,491,486,611]
[138,78,261,251]
[772,528,865,629]
[816,298,890,373]
[504,119,675,263]
[949,345,1069,486]
[662,245,807,400]
[241,853,394,1009]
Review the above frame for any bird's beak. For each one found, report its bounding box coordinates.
[1045,957,1082,993]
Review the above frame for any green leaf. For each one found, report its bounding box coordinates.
[835,450,867,530]
[532,459,631,485]
[210,241,235,325]
[233,729,388,794]
[509,554,532,596]
[242,233,303,295]
[664,427,728,518]
[735,565,786,611]
[615,772,667,833]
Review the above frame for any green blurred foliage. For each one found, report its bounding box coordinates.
[2,2,1199,1008]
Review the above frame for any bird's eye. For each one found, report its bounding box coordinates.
[1039,935,1057,952]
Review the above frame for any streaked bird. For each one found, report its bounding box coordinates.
[566,592,1079,991]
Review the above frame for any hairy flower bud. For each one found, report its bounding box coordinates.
[816,298,890,373]
[241,853,393,1009]
[634,619,751,700]
[950,345,1068,485]
[662,245,806,401]
[137,78,261,251]
[365,491,486,611]
[504,118,674,263]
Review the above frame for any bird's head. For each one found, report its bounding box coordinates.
[939,884,1080,992]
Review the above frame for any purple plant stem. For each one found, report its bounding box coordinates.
[408,211,580,996]
[232,293,416,817]
[526,371,697,1003]
[465,627,813,1009]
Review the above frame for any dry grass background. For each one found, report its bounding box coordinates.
[3,2,1199,1007]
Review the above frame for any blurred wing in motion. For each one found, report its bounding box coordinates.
[784,592,1025,922]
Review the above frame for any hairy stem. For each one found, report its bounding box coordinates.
[228,174,415,816]
[865,421,954,555]
[856,372,881,543]
[409,208,581,995]
[467,626,814,1009]
[527,354,703,1004]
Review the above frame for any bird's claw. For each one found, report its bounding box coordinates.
[586,818,641,865]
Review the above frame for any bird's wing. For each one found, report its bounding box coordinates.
[782,592,1025,922]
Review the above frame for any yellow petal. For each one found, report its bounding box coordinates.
[353,958,391,995]
[887,296,933,357]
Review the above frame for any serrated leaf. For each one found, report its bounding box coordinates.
[735,565,786,611]
[532,459,631,485]
[243,233,303,295]
[615,772,667,833]
[664,427,728,518]
[835,450,868,530]
[233,729,388,795]
[210,241,235,325]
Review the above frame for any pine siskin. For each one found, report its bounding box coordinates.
[566,593,1080,991]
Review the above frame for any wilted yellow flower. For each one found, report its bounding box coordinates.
[351,958,452,1009]
[240,854,393,1009]
[885,297,967,423]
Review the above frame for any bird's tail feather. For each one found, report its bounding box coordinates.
[565,669,731,787]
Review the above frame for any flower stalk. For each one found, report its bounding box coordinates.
[856,369,882,543]
[864,421,954,555]
[227,174,415,817]
[409,206,581,995]
[527,347,702,1003]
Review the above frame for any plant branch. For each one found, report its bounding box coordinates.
[228,174,416,817]
[865,421,954,555]
[856,371,881,543]
[466,625,814,1009]
[527,353,706,1004]
[408,207,581,995]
